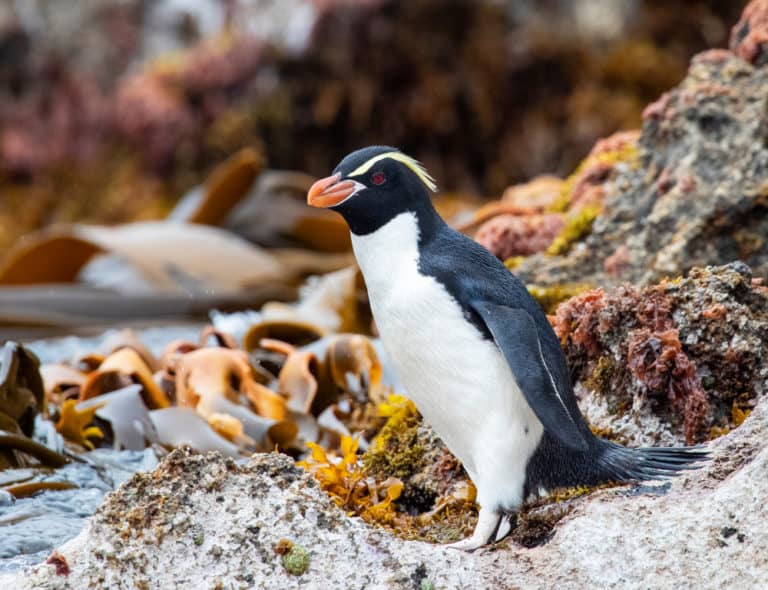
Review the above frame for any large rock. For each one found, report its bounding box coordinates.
[8,394,768,589]
[516,40,768,287]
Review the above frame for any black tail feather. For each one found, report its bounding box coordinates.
[598,441,709,483]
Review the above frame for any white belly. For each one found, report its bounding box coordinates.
[351,213,543,506]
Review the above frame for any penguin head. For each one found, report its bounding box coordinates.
[307,146,437,234]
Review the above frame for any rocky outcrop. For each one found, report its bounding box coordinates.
[9,395,768,590]
[516,43,768,286]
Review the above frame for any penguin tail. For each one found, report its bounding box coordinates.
[596,440,710,483]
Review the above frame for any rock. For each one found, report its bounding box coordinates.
[515,9,768,286]
[553,263,768,446]
[501,175,564,212]
[9,395,768,589]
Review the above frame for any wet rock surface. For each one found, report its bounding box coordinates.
[7,396,768,590]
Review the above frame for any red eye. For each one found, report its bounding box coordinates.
[371,171,386,185]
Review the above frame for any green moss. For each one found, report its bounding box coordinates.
[193,533,205,546]
[421,580,436,590]
[363,396,424,480]
[526,283,592,314]
[282,545,310,576]
[546,204,601,256]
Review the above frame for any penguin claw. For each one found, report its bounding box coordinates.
[445,537,487,552]
[494,514,513,543]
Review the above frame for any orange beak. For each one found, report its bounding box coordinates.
[307,174,357,208]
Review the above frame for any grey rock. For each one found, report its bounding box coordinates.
[517,48,768,287]
[7,395,768,589]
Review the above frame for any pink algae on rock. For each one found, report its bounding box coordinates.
[730,0,768,65]
[552,263,768,445]
[474,213,565,259]
[553,284,709,444]
[626,327,708,444]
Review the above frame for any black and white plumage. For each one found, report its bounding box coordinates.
[307,146,708,550]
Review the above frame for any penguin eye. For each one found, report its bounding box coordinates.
[371,171,386,186]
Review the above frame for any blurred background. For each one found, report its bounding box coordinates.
[0,0,748,336]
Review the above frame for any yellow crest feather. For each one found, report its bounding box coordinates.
[347,151,437,192]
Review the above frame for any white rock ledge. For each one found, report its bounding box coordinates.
[6,399,768,590]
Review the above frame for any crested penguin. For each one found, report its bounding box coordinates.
[307,146,708,550]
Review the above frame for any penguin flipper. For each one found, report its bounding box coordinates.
[471,301,589,451]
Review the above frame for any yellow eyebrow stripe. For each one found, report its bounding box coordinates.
[347,152,437,192]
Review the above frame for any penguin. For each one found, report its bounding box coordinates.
[307,146,708,551]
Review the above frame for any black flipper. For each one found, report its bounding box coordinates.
[471,300,590,451]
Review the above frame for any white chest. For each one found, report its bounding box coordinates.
[351,213,542,483]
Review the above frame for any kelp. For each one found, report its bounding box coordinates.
[0,342,45,436]
[55,400,104,450]
[0,431,69,469]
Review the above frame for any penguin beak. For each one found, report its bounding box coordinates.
[307,174,357,208]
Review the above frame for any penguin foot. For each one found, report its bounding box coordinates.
[446,507,503,552]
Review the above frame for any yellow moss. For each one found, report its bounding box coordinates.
[548,141,640,213]
[395,501,479,544]
[588,424,617,439]
[732,405,751,427]
[533,482,615,505]
[527,283,592,314]
[376,394,417,420]
[709,425,730,439]
[504,256,526,271]
[584,356,616,396]
[548,485,595,502]
[709,401,752,440]
[546,204,602,256]
[363,395,423,479]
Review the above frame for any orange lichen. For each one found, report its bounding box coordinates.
[730,0,768,65]
[551,277,720,444]
[603,245,631,275]
[46,551,70,577]
[702,304,727,319]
